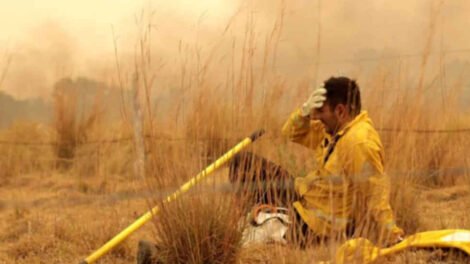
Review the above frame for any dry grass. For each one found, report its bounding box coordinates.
[0,122,56,181]
[0,84,469,264]
[53,77,107,170]
[150,192,245,264]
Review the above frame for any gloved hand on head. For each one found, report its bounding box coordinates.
[301,87,327,117]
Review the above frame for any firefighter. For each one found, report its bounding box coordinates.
[230,76,404,246]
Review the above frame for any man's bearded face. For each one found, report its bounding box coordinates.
[311,102,341,135]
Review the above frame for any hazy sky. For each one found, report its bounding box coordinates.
[1,0,134,44]
[0,0,233,53]
[0,0,237,99]
[1,0,469,100]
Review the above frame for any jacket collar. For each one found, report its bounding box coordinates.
[336,110,368,137]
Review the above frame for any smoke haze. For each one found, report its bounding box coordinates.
[1,0,469,101]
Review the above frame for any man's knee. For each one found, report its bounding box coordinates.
[228,151,287,181]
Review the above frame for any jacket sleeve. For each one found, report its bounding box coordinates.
[346,141,404,238]
[281,109,325,150]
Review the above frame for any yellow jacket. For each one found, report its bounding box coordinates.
[282,110,403,240]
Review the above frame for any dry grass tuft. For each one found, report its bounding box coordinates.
[151,191,246,264]
[53,77,106,170]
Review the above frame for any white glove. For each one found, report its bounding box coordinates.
[301,87,327,117]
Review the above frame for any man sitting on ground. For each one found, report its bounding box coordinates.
[230,76,404,246]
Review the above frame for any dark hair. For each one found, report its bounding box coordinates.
[323,76,361,115]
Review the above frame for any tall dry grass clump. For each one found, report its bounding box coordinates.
[151,190,246,264]
[53,77,106,170]
[53,78,80,167]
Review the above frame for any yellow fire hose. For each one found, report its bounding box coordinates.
[78,129,265,264]
[322,229,470,264]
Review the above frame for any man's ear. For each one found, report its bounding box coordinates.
[335,104,347,119]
